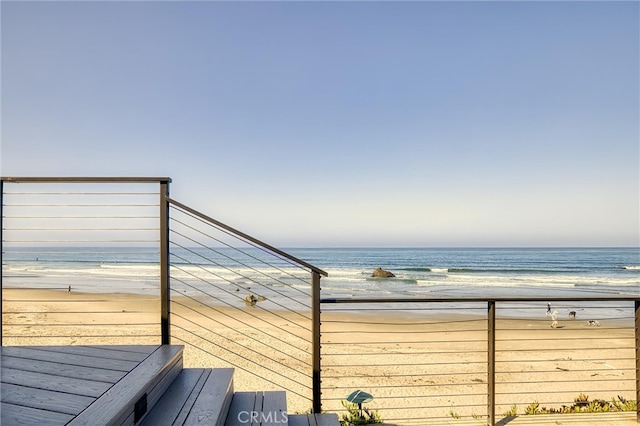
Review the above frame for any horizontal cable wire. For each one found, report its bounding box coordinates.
[170,257,311,330]
[170,226,311,299]
[171,298,310,362]
[171,334,311,402]
[170,243,311,316]
[169,273,310,345]
[171,325,310,395]
[171,311,310,374]
[170,205,310,276]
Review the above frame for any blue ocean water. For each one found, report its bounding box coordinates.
[2,247,639,304]
[288,247,640,299]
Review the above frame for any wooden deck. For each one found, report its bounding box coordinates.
[1,345,339,426]
[1,344,183,425]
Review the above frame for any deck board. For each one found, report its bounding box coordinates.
[1,367,112,397]
[1,345,164,425]
[68,345,183,426]
[32,345,153,362]
[0,402,74,425]
[172,369,213,425]
[1,346,139,371]
[1,354,124,383]
[1,382,95,415]
[139,368,208,426]
[225,391,259,426]
[184,368,234,426]
[287,414,339,426]
[262,391,287,426]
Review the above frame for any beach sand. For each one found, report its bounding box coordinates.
[2,288,636,424]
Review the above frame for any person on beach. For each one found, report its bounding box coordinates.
[67,285,71,294]
[547,303,551,316]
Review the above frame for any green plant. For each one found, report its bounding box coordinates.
[448,410,460,419]
[339,401,383,425]
[503,405,517,417]
[574,393,589,406]
[520,394,637,416]
[524,401,540,415]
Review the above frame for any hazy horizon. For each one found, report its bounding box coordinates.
[2,1,638,247]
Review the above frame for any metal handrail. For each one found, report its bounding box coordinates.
[1,177,171,183]
[323,296,639,303]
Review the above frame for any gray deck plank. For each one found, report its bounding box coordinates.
[262,391,288,426]
[173,369,213,426]
[32,345,153,362]
[313,413,339,426]
[1,402,74,426]
[139,369,207,426]
[141,352,184,423]
[0,355,125,383]
[225,392,258,426]
[252,392,264,426]
[1,346,138,371]
[287,414,339,426]
[287,415,310,426]
[87,344,160,354]
[1,367,112,398]
[184,367,234,426]
[1,382,95,415]
[68,345,183,426]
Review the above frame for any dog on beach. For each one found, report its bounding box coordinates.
[587,320,600,327]
[569,311,576,319]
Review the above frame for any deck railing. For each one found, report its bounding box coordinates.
[0,176,327,414]
[165,197,326,413]
[1,177,639,424]
[320,297,640,424]
[0,177,170,346]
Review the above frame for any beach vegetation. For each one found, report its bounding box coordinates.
[524,401,540,415]
[503,405,517,417]
[521,394,636,415]
[339,401,383,425]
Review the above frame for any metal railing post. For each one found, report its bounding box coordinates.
[160,180,171,345]
[0,179,3,347]
[312,270,322,413]
[635,300,639,423]
[488,300,496,426]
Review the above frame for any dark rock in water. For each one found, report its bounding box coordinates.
[244,294,258,306]
[372,267,395,278]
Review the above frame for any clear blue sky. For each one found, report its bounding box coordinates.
[2,1,638,247]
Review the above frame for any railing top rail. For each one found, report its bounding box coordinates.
[1,177,171,183]
[168,196,328,277]
[322,296,640,303]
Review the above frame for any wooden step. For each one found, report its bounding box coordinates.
[288,413,340,426]
[224,391,288,426]
[69,345,183,426]
[140,368,234,426]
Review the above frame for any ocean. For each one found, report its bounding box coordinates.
[2,247,639,318]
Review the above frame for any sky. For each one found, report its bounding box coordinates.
[1,1,638,248]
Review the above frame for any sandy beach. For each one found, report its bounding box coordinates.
[2,288,636,424]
